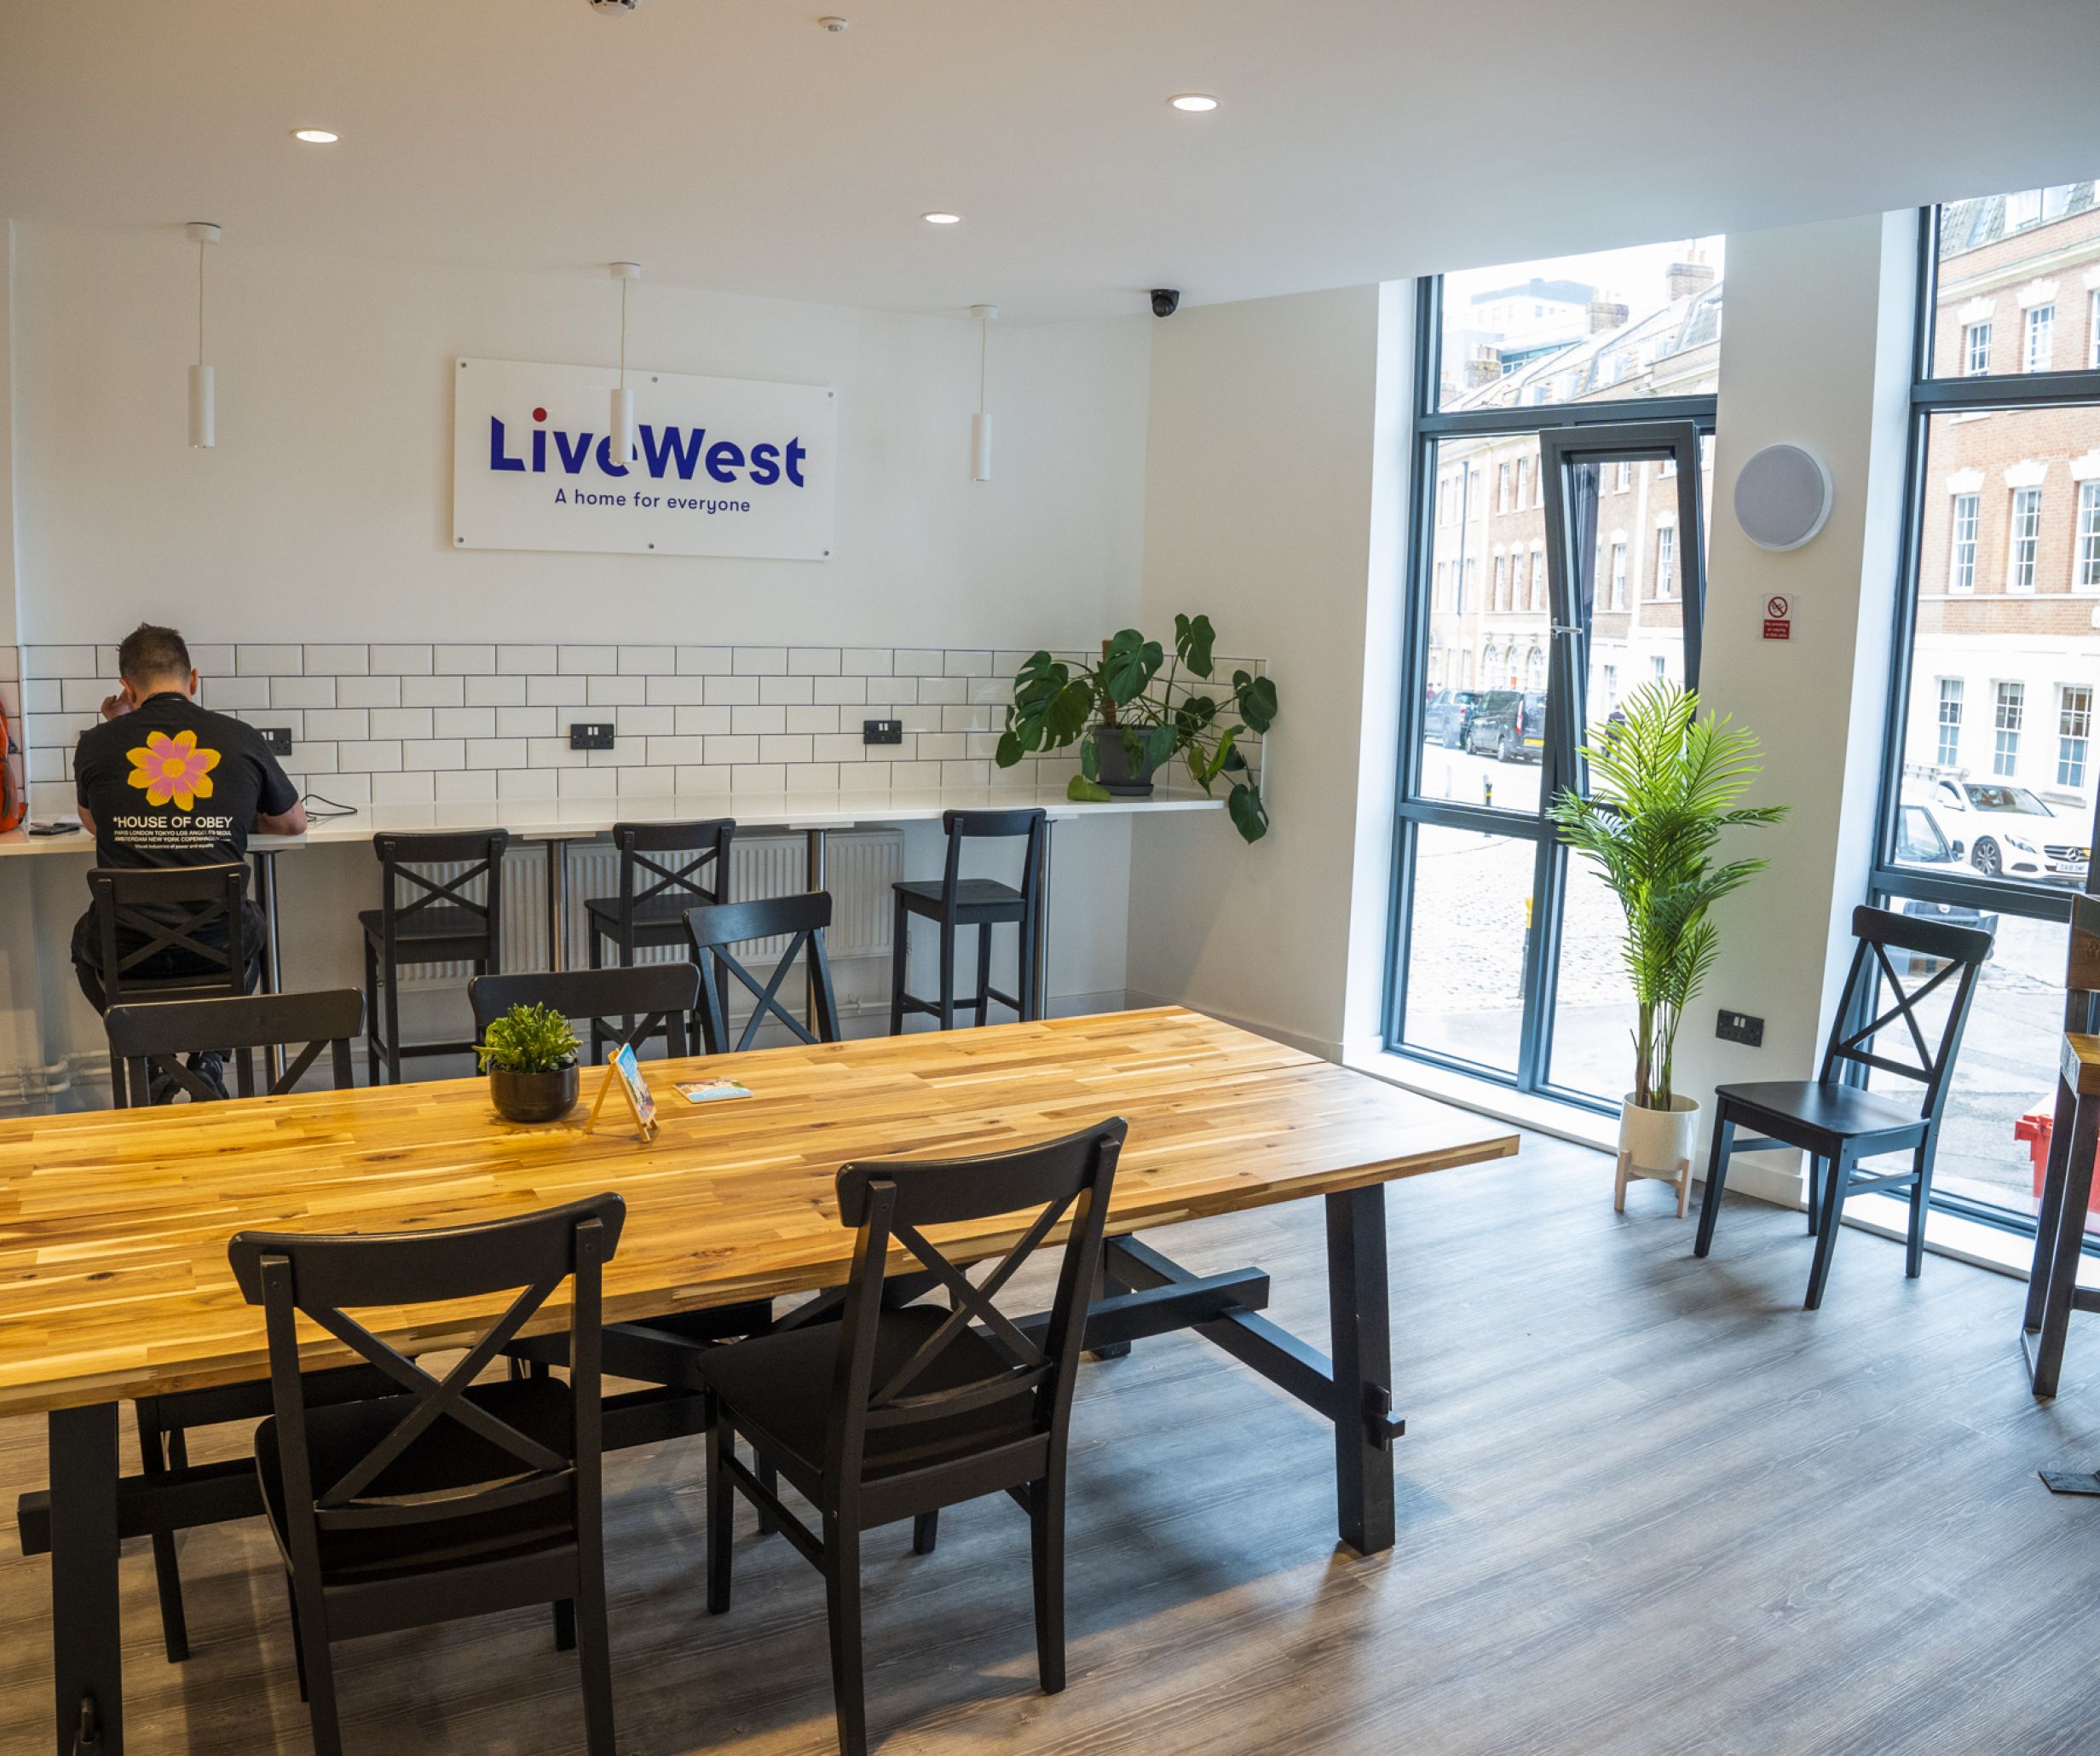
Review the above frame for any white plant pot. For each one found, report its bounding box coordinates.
[1619,1093,1700,1175]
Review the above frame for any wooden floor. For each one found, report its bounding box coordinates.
[7,1134,2100,1755]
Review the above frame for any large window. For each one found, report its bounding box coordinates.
[1879,179,2100,1236]
[1393,236,1722,1106]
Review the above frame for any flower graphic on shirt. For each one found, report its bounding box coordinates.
[126,730,220,811]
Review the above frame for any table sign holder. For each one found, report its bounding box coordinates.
[586,1042,658,1141]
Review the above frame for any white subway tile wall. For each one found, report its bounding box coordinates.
[14,643,1266,817]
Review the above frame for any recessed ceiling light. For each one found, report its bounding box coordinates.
[292,129,339,144]
[1168,94,1219,113]
[922,211,962,225]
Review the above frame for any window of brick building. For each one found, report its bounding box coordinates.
[2078,481,2100,590]
[1610,540,1627,608]
[1950,492,1979,591]
[2008,486,2042,590]
[2059,685,2093,789]
[2026,304,2056,373]
[1965,321,1992,376]
[1936,678,1964,767]
[1994,680,2025,776]
[1654,524,1676,596]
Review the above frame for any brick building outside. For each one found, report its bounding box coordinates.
[1424,256,1720,737]
[1900,182,2100,864]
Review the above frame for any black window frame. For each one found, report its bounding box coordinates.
[1870,200,2100,1245]
[1384,274,1718,1107]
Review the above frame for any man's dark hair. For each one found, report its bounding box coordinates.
[117,623,193,686]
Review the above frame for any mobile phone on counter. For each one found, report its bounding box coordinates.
[27,820,82,837]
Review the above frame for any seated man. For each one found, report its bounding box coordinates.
[71,624,307,1089]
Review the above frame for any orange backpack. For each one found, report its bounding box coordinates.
[0,695,24,833]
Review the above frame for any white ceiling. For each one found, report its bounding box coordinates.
[4,0,2099,324]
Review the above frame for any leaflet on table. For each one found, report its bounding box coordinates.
[675,1078,754,1105]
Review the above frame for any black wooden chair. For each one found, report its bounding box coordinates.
[103,987,373,1666]
[228,1193,625,1756]
[586,817,735,968]
[360,830,508,1085]
[686,892,842,1054]
[1693,904,1993,1309]
[89,864,253,1106]
[470,964,699,1066]
[107,988,364,1109]
[889,809,1046,1034]
[699,1119,1127,1756]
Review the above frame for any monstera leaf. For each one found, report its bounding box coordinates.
[1174,613,1216,679]
[1233,669,1278,735]
[1099,628,1165,707]
[1227,781,1270,842]
[1000,650,1094,765]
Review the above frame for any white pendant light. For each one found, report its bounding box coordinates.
[609,262,640,468]
[970,304,997,482]
[186,222,220,448]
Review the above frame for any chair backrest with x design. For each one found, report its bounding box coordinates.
[372,830,508,961]
[107,989,364,1107]
[1820,904,1994,1123]
[611,818,735,938]
[228,1193,624,1569]
[89,863,250,1008]
[469,965,698,1063]
[684,892,841,1053]
[825,1119,1126,1498]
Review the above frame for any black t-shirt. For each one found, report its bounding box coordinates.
[74,691,297,870]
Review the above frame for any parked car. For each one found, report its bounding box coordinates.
[1466,690,1546,763]
[1423,688,1478,748]
[1921,777,2089,885]
[1894,800,1963,867]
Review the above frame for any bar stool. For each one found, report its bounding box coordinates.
[889,808,1046,1034]
[585,819,736,968]
[360,830,508,1085]
[89,864,254,1106]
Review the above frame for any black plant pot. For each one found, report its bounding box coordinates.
[489,1063,580,1123]
[1092,724,1160,797]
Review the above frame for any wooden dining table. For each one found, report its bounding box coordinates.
[3,1005,1517,1755]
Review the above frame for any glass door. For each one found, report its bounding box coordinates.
[1390,419,1710,1107]
[1535,421,1708,1102]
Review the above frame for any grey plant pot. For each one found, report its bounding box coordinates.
[489,1063,580,1124]
[1092,724,1160,797]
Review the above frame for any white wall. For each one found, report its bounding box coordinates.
[1670,211,1920,1198]
[9,222,1150,650]
[0,220,1159,1099]
[1125,282,1411,1055]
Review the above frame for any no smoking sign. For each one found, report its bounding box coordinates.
[1762,594,1791,641]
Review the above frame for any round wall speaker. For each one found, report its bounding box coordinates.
[1734,442,1832,552]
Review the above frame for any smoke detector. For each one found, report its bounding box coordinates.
[588,0,638,13]
[818,15,849,29]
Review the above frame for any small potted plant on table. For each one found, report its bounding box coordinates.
[477,1002,583,1124]
[1549,683,1786,1214]
[994,615,1278,842]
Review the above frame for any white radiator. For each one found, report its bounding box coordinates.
[399,829,902,983]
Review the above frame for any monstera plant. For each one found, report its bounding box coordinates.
[994,615,1277,841]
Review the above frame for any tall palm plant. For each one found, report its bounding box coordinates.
[1549,683,1786,1111]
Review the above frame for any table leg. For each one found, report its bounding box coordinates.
[2031,1089,2100,1400]
[805,829,828,1034]
[545,840,568,973]
[1325,1185,1396,1556]
[2026,1070,2080,1334]
[1031,820,1054,1021]
[252,849,286,1083]
[48,1402,123,1756]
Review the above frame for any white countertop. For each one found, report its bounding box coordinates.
[0,783,1224,858]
